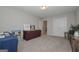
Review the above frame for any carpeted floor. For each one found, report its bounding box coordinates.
[18,35,72,52]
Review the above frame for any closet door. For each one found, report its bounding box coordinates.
[53,17,67,37]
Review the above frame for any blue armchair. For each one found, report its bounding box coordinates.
[0,35,18,52]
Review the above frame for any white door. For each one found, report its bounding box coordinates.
[53,17,67,37]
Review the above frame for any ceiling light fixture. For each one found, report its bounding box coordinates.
[40,6,48,10]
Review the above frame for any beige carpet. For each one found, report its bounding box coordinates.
[18,35,72,52]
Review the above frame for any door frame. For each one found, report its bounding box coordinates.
[43,20,47,35]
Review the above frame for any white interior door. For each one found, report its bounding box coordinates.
[53,17,67,37]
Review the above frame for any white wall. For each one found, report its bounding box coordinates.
[0,7,39,32]
[47,18,53,36]
[38,20,43,34]
[67,12,76,30]
[76,7,79,24]
[0,8,3,32]
[47,12,76,36]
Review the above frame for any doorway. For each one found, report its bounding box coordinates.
[43,21,47,35]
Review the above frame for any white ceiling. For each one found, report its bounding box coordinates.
[14,6,78,18]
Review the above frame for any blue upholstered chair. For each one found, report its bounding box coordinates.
[0,34,18,52]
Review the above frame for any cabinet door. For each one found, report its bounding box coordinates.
[71,40,76,52]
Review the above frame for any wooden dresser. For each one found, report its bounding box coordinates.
[71,37,79,52]
[67,33,79,52]
[23,30,41,41]
[64,32,79,52]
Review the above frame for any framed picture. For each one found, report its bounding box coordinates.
[30,25,35,30]
[23,24,30,30]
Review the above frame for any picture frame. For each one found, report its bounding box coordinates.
[30,25,35,31]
